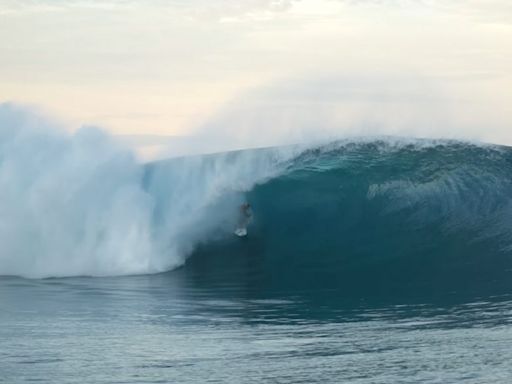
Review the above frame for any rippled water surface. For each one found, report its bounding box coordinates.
[2,267,512,384]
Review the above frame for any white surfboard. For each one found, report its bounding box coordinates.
[234,228,247,237]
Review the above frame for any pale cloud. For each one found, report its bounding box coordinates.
[432,0,512,24]
[0,0,299,19]
[334,0,512,24]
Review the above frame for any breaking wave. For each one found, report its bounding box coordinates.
[2,103,512,291]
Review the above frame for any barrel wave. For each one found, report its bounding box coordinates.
[2,104,512,297]
[188,141,512,298]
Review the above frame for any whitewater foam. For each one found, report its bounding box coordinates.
[0,104,296,278]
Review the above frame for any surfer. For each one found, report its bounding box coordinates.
[235,203,252,237]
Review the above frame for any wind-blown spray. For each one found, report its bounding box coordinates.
[0,104,293,278]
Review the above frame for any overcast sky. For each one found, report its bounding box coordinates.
[1,0,511,154]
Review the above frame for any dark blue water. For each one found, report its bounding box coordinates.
[3,140,512,382]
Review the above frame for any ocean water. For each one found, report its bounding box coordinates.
[2,105,512,382]
[2,272,512,383]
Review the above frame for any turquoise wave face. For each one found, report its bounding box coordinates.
[186,141,512,299]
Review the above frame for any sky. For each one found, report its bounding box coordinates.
[1,0,511,157]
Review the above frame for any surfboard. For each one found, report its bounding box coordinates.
[234,228,247,237]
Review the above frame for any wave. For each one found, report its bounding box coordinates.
[2,103,512,290]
